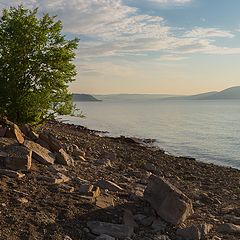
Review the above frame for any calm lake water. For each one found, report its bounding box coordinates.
[63,100,240,169]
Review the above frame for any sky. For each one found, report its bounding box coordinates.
[1,0,240,95]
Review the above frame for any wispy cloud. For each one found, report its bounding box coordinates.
[184,27,234,39]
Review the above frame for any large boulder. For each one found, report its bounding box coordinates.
[24,140,55,165]
[144,175,193,225]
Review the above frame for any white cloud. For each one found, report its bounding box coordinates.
[185,27,234,39]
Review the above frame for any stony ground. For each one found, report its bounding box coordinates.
[0,120,239,240]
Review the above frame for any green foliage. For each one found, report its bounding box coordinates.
[0,6,79,124]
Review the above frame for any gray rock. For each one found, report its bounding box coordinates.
[95,234,115,240]
[95,179,123,192]
[87,221,134,239]
[144,175,193,225]
[217,223,240,234]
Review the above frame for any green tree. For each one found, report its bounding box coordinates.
[0,6,79,124]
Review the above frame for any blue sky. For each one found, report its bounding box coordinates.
[1,0,240,94]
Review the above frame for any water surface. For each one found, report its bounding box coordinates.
[63,99,240,169]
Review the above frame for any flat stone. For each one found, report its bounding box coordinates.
[24,140,55,165]
[95,196,114,208]
[144,175,193,225]
[55,148,75,166]
[4,145,32,171]
[95,179,123,192]
[217,223,240,234]
[87,221,134,239]
[0,169,25,178]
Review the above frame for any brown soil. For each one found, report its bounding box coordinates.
[0,120,239,240]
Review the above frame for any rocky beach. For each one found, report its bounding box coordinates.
[0,118,239,240]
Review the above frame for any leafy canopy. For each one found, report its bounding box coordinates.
[0,6,79,124]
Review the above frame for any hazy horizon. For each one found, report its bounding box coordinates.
[73,85,239,96]
[2,1,240,94]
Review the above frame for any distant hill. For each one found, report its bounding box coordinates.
[76,86,240,102]
[95,94,179,101]
[73,94,101,102]
[166,86,240,100]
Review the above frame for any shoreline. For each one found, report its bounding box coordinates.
[0,119,239,239]
[59,118,240,171]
